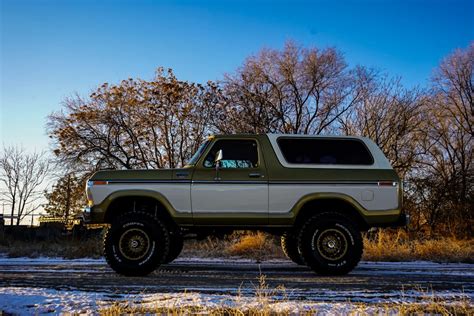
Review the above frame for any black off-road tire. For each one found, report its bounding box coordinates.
[281,232,305,265]
[297,212,363,275]
[163,231,184,264]
[104,212,170,276]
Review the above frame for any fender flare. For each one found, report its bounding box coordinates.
[95,189,192,225]
[291,192,400,223]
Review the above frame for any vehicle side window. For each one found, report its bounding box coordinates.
[277,138,374,165]
[203,140,259,169]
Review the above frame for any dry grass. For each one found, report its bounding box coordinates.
[98,272,474,315]
[227,231,282,259]
[183,230,474,263]
[100,305,314,316]
[0,236,103,259]
[181,231,285,260]
[100,303,474,316]
[1,229,473,263]
[363,230,474,263]
[396,301,473,315]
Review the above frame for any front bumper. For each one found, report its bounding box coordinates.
[82,207,92,223]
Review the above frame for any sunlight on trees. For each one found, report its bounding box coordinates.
[47,68,222,171]
[217,42,360,134]
[41,41,474,237]
[44,173,85,222]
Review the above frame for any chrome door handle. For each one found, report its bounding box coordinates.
[248,172,263,178]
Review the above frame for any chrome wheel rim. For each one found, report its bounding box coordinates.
[315,228,348,261]
[118,228,151,261]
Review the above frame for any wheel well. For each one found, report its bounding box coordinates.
[104,196,176,228]
[295,198,369,231]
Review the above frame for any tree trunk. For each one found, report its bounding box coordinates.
[10,201,15,226]
[65,175,71,224]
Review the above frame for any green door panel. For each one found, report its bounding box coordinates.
[191,136,269,225]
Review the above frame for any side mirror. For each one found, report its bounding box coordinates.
[214,149,223,180]
[215,149,223,167]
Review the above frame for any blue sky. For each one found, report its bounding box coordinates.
[1,0,473,151]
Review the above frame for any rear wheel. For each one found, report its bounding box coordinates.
[104,212,170,276]
[281,232,304,265]
[297,212,362,275]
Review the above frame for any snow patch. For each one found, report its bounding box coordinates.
[1,287,470,316]
[0,257,105,265]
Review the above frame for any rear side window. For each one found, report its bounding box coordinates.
[203,139,259,169]
[277,138,374,165]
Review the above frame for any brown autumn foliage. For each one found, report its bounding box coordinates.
[43,173,85,221]
[46,41,473,238]
[47,67,222,171]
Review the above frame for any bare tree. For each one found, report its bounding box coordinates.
[411,97,473,236]
[0,146,50,225]
[432,42,473,137]
[217,41,361,134]
[0,146,21,225]
[404,43,473,237]
[417,42,474,236]
[340,68,426,177]
[47,68,222,172]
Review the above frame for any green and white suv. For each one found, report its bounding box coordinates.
[83,134,407,276]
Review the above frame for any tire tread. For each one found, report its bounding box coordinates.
[103,211,170,276]
[297,212,363,275]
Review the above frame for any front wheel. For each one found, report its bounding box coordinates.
[297,212,363,275]
[104,212,170,276]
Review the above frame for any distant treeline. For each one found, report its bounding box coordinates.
[1,41,472,237]
[0,224,103,242]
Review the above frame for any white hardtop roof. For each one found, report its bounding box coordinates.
[266,133,369,140]
[266,134,392,170]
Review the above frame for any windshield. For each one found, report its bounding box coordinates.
[185,140,210,166]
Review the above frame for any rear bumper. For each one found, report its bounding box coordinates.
[389,213,410,227]
[369,212,409,228]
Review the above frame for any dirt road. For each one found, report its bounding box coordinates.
[0,257,472,303]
